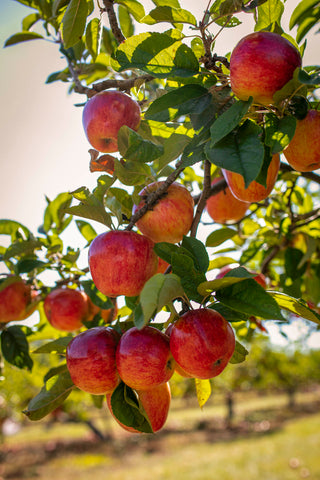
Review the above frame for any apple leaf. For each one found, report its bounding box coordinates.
[171,253,206,303]
[269,292,320,325]
[81,280,114,310]
[141,6,196,25]
[209,303,249,323]
[264,113,297,154]
[75,220,97,244]
[113,159,152,186]
[229,340,249,364]
[43,192,73,234]
[61,0,88,49]
[85,18,101,61]
[195,378,211,409]
[65,186,113,227]
[254,0,284,31]
[4,31,44,47]
[23,370,75,421]
[157,132,192,170]
[298,69,320,86]
[1,326,33,371]
[206,227,238,247]
[290,0,320,42]
[115,0,146,22]
[33,337,73,354]
[118,126,164,163]
[119,5,134,38]
[181,236,209,274]
[0,219,31,240]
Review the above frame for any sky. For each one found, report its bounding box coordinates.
[0,0,319,347]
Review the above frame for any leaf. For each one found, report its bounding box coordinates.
[0,219,30,239]
[85,18,101,61]
[285,247,307,280]
[138,273,185,328]
[181,236,209,274]
[4,31,44,47]
[113,159,152,186]
[118,4,134,38]
[229,341,249,364]
[115,0,146,21]
[65,187,112,227]
[43,192,73,233]
[61,0,88,49]
[81,280,114,310]
[16,257,48,274]
[206,227,238,247]
[298,69,320,86]
[254,0,284,31]
[145,84,212,122]
[22,12,40,30]
[210,303,249,323]
[33,337,73,354]
[118,126,164,162]
[23,371,75,421]
[289,0,320,42]
[171,253,206,303]
[152,0,180,7]
[205,120,264,188]
[75,220,97,243]
[269,292,320,325]
[195,378,211,409]
[208,99,252,146]
[1,326,33,371]
[264,114,297,154]
[141,6,197,25]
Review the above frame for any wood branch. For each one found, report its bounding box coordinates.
[190,160,212,237]
[280,162,320,185]
[102,0,125,45]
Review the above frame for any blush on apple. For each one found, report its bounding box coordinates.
[0,277,37,323]
[88,230,158,298]
[132,181,194,244]
[169,308,235,379]
[206,177,250,224]
[106,382,171,433]
[230,31,302,105]
[44,287,89,332]
[165,323,193,378]
[116,326,175,390]
[82,90,141,153]
[283,109,320,172]
[66,326,121,395]
[222,154,280,203]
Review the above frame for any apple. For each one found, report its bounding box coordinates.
[66,326,121,395]
[88,230,158,298]
[157,257,170,274]
[0,277,37,323]
[169,308,235,379]
[230,31,302,105]
[206,177,250,223]
[82,90,141,153]
[165,323,193,378]
[283,109,320,172]
[132,181,194,244]
[116,326,175,390]
[106,382,171,433]
[44,287,89,332]
[216,265,267,288]
[222,154,280,203]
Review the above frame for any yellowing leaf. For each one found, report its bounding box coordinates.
[195,378,211,409]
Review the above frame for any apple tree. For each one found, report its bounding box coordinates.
[1,0,320,433]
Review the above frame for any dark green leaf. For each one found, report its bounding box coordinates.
[113,159,152,186]
[210,302,249,323]
[208,99,252,146]
[33,337,73,354]
[118,126,164,162]
[181,236,209,274]
[264,114,297,154]
[4,31,44,47]
[171,253,206,303]
[16,257,48,274]
[285,247,307,280]
[1,326,33,371]
[298,69,320,85]
[61,0,88,49]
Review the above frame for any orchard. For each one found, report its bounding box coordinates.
[1,0,320,436]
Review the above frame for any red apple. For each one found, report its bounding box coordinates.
[132,182,194,244]
[106,382,171,433]
[206,177,250,223]
[169,308,235,379]
[116,326,175,390]
[283,109,320,172]
[82,90,141,153]
[157,257,170,274]
[222,154,280,203]
[216,265,267,288]
[66,326,121,395]
[88,230,158,298]
[230,32,302,105]
[0,277,37,323]
[165,323,193,378]
[44,287,89,332]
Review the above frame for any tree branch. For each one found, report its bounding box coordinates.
[190,160,212,237]
[102,0,125,45]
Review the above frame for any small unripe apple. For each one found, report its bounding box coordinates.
[0,278,37,323]
[132,182,194,244]
[230,32,301,105]
[206,177,250,224]
[66,326,121,395]
[222,154,280,203]
[170,308,235,379]
[44,288,89,332]
[283,109,320,172]
[82,90,141,153]
[116,326,175,390]
[88,230,158,298]
[106,382,171,433]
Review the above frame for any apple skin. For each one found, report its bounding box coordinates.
[169,308,235,379]
[216,265,267,288]
[106,382,171,433]
[157,257,170,274]
[283,110,320,172]
[116,326,175,390]
[132,182,194,244]
[44,288,89,332]
[66,326,121,395]
[222,154,280,203]
[82,90,141,153]
[88,230,158,298]
[165,323,193,378]
[206,177,250,224]
[0,279,37,323]
[230,32,301,105]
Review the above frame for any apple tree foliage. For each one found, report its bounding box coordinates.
[1,0,320,431]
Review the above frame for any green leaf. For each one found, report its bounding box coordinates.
[85,18,101,61]
[43,192,73,233]
[254,0,284,31]
[290,0,320,35]
[269,292,320,325]
[3,238,44,261]
[81,280,114,310]
[195,378,211,409]
[65,187,112,227]
[115,0,146,21]
[145,84,212,122]
[118,5,134,38]
[33,337,73,354]
[0,219,30,239]
[16,257,48,274]
[141,6,196,25]
[285,247,307,280]
[112,32,199,78]
[23,371,74,421]
[298,69,320,86]
[113,159,152,186]
[157,132,192,170]
[152,0,180,7]
[1,326,33,371]
[118,126,164,162]
[171,253,206,303]
[206,227,238,247]
[4,31,44,47]
[138,273,185,328]
[61,0,88,49]
[210,303,249,323]
[75,220,97,243]
[264,114,297,154]
[205,120,264,188]
[22,12,40,30]
[229,340,249,364]
[181,236,209,274]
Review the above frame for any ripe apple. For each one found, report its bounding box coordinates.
[116,326,175,390]
[216,265,267,288]
[283,109,320,172]
[106,382,171,433]
[44,287,89,332]
[206,177,250,223]
[0,277,37,323]
[88,230,158,298]
[230,31,302,105]
[132,181,194,244]
[66,326,121,395]
[169,308,235,379]
[157,257,170,274]
[222,154,280,203]
[165,323,193,378]
[82,90,141,153]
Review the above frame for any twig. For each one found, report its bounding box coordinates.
[190,160,212,237]
[101,0,125,45]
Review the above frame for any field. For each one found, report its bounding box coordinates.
[1,389,320,480]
